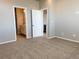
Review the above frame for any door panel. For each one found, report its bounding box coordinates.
[32,10,43,37]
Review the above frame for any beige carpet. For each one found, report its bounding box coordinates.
[0,37,79,59]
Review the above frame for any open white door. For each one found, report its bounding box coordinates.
[32,10,43,37]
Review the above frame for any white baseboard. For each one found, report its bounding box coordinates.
[1,36,79,45]
[48,36,79,43]
[0,40,16,45]
[48,36,56,39]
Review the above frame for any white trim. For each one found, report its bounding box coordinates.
[13,6,25,9]
[55,36,79,43]
[13,6,17,41]
[24,8,29,39]
[48,36,79,43]
[0,40,16,45]
[48,36,56,39]
[41,8,49,39]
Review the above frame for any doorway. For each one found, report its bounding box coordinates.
[42,9,48,38]
[14,7,27,41]
[31,9,48,38]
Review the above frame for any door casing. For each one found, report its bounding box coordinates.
[13,6,28,41]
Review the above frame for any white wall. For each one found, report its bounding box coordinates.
[0,0,16,43]
[55,0,79,41]
[0,0,39,43]
[40,0,55,37]
[2,0,79,42]
[13,0,39,9]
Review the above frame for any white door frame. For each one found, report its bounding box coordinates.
[41,8,48,38]
[13,6,28,41]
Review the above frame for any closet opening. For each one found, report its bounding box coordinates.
[14,7,27,41]
[42,9,48,38]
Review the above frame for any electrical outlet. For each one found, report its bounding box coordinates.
[72,34,76,38]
